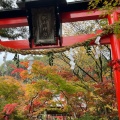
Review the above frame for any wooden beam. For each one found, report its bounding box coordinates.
[0,33,110,50]
[0,17,28,28]
[0,9,106,28]
[0,9,109,50]
[61,10,107,23]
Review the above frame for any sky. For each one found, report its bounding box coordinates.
[0,52,26,65]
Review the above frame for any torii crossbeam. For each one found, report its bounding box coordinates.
[0,9,109,49]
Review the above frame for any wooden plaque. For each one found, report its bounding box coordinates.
[32,7,56,45]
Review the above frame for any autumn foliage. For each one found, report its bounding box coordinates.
[0,60,118,120]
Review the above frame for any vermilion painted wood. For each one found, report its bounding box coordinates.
[0,33,110,49]
[108,12,120,119]
[62,33,110,46]
[0,9,109,49]
[0,40,29,49]
[0,9,110,49]
[0,17,28,28]
[61,9,107,23]
[0,9,107,29]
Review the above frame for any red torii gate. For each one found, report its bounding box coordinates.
[0,4,120,119]
[0,9,110,49]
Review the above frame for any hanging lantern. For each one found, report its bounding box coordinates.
[17,0,65,48]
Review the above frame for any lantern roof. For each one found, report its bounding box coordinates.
[17,0,66,8]
[16,0,90,8]
[17,0,90,5]
[17,0,90,12]
[0,0,90,19]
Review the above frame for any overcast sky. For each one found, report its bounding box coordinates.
[0,52,26,65]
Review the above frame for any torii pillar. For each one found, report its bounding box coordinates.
[108,11,120,119]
